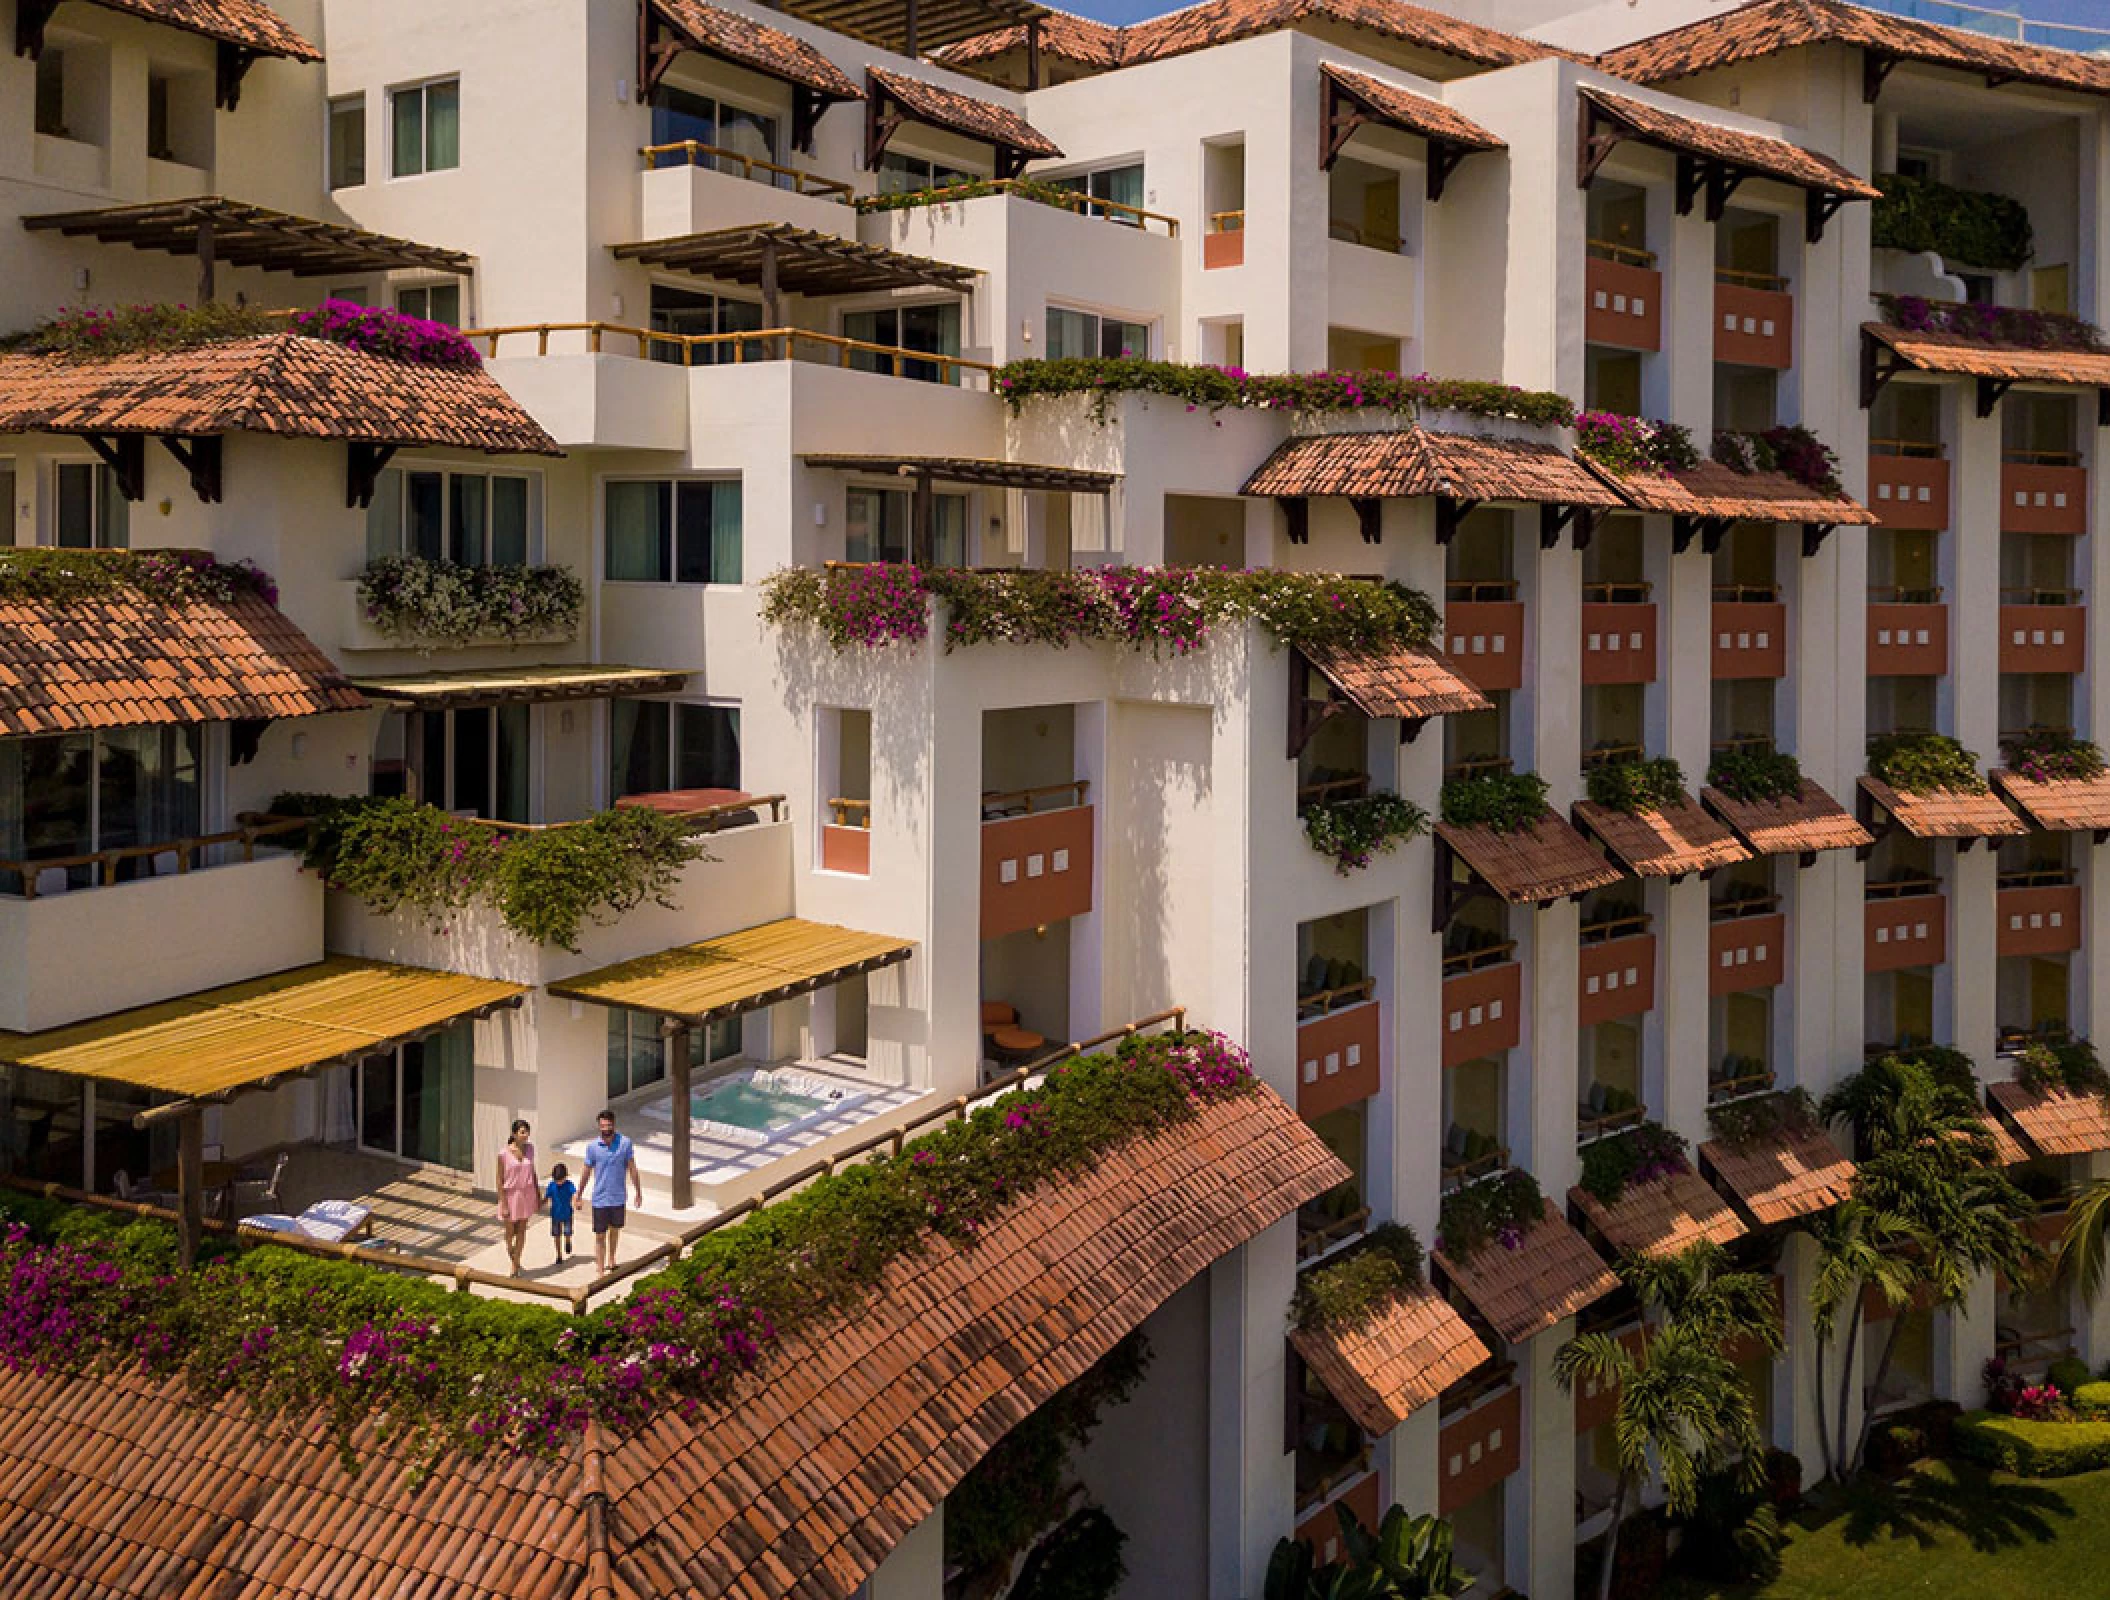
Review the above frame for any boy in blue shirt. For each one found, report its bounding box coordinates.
[545,1162,576,1261]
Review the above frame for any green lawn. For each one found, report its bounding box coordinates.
[1663,1460,2110,1599]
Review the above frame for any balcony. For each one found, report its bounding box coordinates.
[2002,455,2087,536]
[2000,596,2086,674]
[1585,243,1661,352]
[1438,1378,1522,1515]
[1445,584,1525,694]
[1296,980,1382,1121]
[1441,944,1521,1067]
[1714,271,1794,368]
[1712,590,1787,679]
[1867,594,1949,677]
[1866,887,1946,973]
[638,142,856,242]
[980,782,1094,939]
[1998,872,2082,957]
[1579,915,1655,1026]
[1709,901,1785,995]
[1581,589,1657,685]
[821,797,870,877]
[1204,210,1244,269]
[1294,1464,1381,1563]
[1868,442,1949,531]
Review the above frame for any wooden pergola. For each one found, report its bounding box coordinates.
[803,453,1118,566]
[348,663,692,711]
[612,224,975,328]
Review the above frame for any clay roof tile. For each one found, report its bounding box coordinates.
[1573,795,1751,878]
[867,67,1061,158]
[1860,775,2026,841]
[1989,1080,2110,1159]
[1570,1165,1748,1257]
[1288,1281,1491,1436]
[1700,1123,1856,1226]
[1701,778,1872,856]
[1437,809,1625,904]
[1433,1200,1619,1344]
[1991,768,2110,833]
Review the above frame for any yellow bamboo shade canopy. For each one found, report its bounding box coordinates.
[0,957,526,1099]
[549,917,914,1023]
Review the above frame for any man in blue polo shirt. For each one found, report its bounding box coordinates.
[582,1108,644,1271]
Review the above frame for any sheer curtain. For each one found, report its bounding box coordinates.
[606,481,666,581]
[710,480,743,584]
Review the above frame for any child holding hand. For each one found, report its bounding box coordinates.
[546,1163,577,1262]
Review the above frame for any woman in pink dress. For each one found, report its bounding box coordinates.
[496,1119,539,1276]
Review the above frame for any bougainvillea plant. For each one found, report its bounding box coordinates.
[1711,425,1845,496]
[1572,412,1700,477]
[289,300,483,369]
[0,547,277,607]
[1577,1120,1690,1205]
[1437,1167,1545,1263]
[1867,731,1987,795]
[2000,729,2107,784]
[1302,791,1428,874]
[358,556,584,648]
[1878,293,2103,353]
[4,300,483,369]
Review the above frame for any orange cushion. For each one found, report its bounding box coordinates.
[980,1001,1017,1026]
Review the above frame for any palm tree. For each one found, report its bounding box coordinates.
[1554,1241,1782,1600]
[1805,1199,1917,1479]
[2056,1177,2110,1303]
[1261,1505,1470,1600]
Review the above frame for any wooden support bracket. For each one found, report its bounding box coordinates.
[1435,495,1480,547]
[1278,495,1311,546]
[160,435,223,504]
[1802,521,1836,559]
[1351,497,1382,545]
[1977,375,2015,418]
[1432,834,1495,934]
[215,42,259,110]
[81,434,146,501]
[1428,141,1467,203]
[1288,649,1346,760]
[1860,327,1908,410]
[345,441,398,509]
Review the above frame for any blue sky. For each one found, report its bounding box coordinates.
[1058,0,2109,28]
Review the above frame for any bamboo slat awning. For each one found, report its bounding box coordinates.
[549,917,915,1024]
[1863,322,2110,390]
[22,198,472,284]
[801,453,1118,492]
[612,225,976,296]
[0,957,525,1100]
[348,664,689,708]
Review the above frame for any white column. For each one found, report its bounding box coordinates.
[1514,1321,1578,1600]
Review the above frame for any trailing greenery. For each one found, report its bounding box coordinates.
[1710,424,1845,497]
[4,300,482,368]
[2001,728,2108,784]
[1878,292,2104,352]
[1263,1506,1471,1600]
[1868,731,1988,795]
[269,793,706,952]
[857,175,1115,227]
[357,556,583,647]
[1954,1411,2110,1476]
[761,563,1440,656]
[1438,770,1550,834]
[1871,172,2034,271]
[989,356,1577,427]
[1573,412,1700,477]
[0,546,278,607]
[1288,1224,1425,1335]
[2013,1035,2108,1099]
[1437,1167,1544,1262]
[1011,1507,1129,1600]
[1585,755,1687,815]
[1705,746,1803,805]
[1302,791,1428,874]
[1706,1087,1821,1151]
[1578,1120,1690,1205]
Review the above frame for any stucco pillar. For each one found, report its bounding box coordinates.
[1779,1231,1826,1471]
[1512,1321,1577,1600]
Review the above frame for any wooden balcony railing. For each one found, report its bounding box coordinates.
[1442,1143,1510,1187]
[1580,911,1652,945]
[0,817,310,899]
[1710,892,1782,922]
[1577,1102,1648,1141]
[1866,873,1940,901]
[464,321,996,385]
[1714,265,1789,291]
[1582,580,1652,603]
[1441,938,1517,975]
[1298,976,1377,1019]
[1870,436,1944,458]
[981,778,1088,819]
[827,796,871,828]
[1204,209,1244,269]
[639,140,854,199]
[1586,238,1656,267]
[1708,1067,1777,1103]
[1328,218,1406,254]
[1712,583,1781,603]
[1446,578,1518,601]
[1297,1206,1371,1263]
[1296,773,1371,807]
[1444,755,1516,783]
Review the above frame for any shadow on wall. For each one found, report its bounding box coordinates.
[1103,698,1213,1029]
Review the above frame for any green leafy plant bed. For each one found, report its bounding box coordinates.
[1439,770,1550,834]
[357,556,584,647]
[989,355,1575,427]
[762,564,1439,656]
[1573,412,1699,477]
[1711,425,1845,496]
[1954,1411,2110,1477]
[1437,1168,1544,1261]
[0,1030,1255,1467]
[2001,729,2107,784]
[1868,731,1987,795]
[1706,1088,1820,1151]
[857,176,1092,219]
[4,300,482,368]
[1706,747,1803,805]
[1289,1224,1425,1334]
[2013,1036,2108,1099]
[1578,1121,1690,1205]
[1872,172,2034,271]
[0,546,278,607]
[270,793,705,951]
[1586,756,1687,815]
[1302,791,1427,874]
[1878,292,2102,353]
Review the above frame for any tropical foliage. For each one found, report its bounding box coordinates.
[1289,1225,1425,1334]
[1577,1121,1690,1206]
[1705,1087,1821,1151]
[1573,412,1699,477]
[1867,731,1988,795]
[1706,746,1803,805]
[1438,770,1549,834]
[1302,792,1428,874]
[1871,172,2034,271]
[1261,1505,1471,1600]
[2001,728,2107,783]
[991,357,1576,427]
[1584,756,1687,815]
[1436,1168,1544,1262]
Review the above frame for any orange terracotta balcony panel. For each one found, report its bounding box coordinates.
[1715,282,1794,369]
[1573,1327,1648,1434]
[1442,960,1521,1067]
[1444,601,1525,693]
[980,804,1094,939]
[2000,604,2086,674]
[2002,463,2087,535]
[1297,999,1383,1119]
[1579,932,1654,1025]
[1295,1470,1382,1564]
[1204,228,1244,270]
[819,822,870,876]
[1998,883,2082,957]
[1581,601,1657,685]
[1866,893,1946,973]
[1712,601,1786,679]
[1710,911,1785,995]
[1439,1383,1522,1514]
[1586,257,1661,352]
[1869,453,1949,530]
[1867,602,1948,677]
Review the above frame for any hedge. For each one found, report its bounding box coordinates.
[2072,1381,2110,1418]
[1954,1410,2110,1476]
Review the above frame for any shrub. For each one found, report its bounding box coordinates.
[1867,1400,1961,1475]
[1301,791,1427,874]
[2071,1380,2110,1418]
[2013,1036,2108,1099]
[1584,755,1686,815]
[2,301,278,356]
[1706,747,1802,804]
[1289,1225,1425,1334]
[1872,172,2034,270]
[1763,1446,1804,1508]
[358,556,583,647]
[1867,731,1987,795]
[2050,1356,2092,1397]
[1706,1088,1820,1151]
[1878,292,2101,352]
[1577,1121,1689,1205]
[1954,1410,2110,1476]
[1682,1466,1784,1584]
[1578,1506,1668,1600]
[2001,728,2108,783]
[288,299,483,368]
[1438,770,1550,833]
[1573,412,1699,477]
[1436,1168,1543,1262]
[1011,1507,1129,1600]
[0,546,277,608]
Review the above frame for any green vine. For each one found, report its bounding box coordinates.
[857,175,1096,219]
[1707,747,1803,805]
[1440,770,1550,834]
[1437,1168,1544,1263]
[1868,732,1987,795]
[2001,729,2107,784]
[1289,1225,1427,1334]
[0,547,278,607]
[1871,172,2034,271]
[1302,792,1428,874]
[1585,756,1687,815]
[1705,1087,1820,1151]
[2014,1036,2109,1100]
[1577,1121,1689,1205]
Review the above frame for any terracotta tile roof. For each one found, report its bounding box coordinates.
[1581,87,1878,201]
[935,8,1126,68]
[1702,779,1873,856]
[1243,429,1621,506]
[1320,65,1505,152]
[1700,1124,1856,1226]
[82,0,319,61]
[1865,322,2110,388]
[1571,1166,1748,1258]
[1990,1080,2110,1159]
[1992,768,2110,833]
[1590,459,1877,525]
[1433,1200,1620,1345]
[0,573,364,736]
[1289,1280,1492,1436]
[1598,0,2110,101]
[867,67,1062,158]
[1860,775,2025,841]
[1973,1106,2031,1167]
[1303,640,1491,719]
[652,0,863,100]
[1437,810,1624,905]
[1573,795,1751,878]
[0,333,560,456]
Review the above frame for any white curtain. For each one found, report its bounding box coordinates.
[1004,488,1029,558]
[1070,491,1108,553]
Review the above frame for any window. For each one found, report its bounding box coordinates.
[365,467,535,565]
[1046,306,1150,360]
[34,49,66,138]
[0,464,14,548]
[0,727,202,893]
[609,700,740,799]
[648,284,763,364]
[840,302,961,384]
[604,479,742,584]
[395,282,462,327]
[606,1008,740,1100]
[877,151,976,194]
[845,485,967,566]
[1049,162,1144,222]
[381,705,530,820]
[327,285,370,307]
[357,1026,474,1169]
[53,463,126,549]
[390,78,459,177]
[146,75,172,160]
[648,84,779,182]
[328,93,365,188]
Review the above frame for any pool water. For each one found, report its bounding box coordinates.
[692,1080,833,1132]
